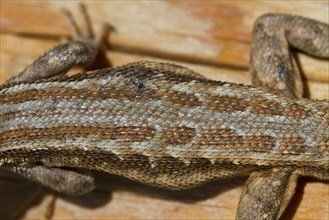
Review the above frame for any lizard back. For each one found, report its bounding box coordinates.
[1,61,328,188]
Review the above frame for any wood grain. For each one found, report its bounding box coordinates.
[0,1,328,220]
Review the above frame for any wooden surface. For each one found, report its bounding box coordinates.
[0,1,328,220]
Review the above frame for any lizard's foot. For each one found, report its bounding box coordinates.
[62,3,116,52]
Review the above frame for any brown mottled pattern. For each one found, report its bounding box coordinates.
[199,129,277,151]
[200,128,244,145]
[2,111,50,122]
[0,146,254,187]
[278,137,308,153]
[0,86,160,104]
[249,99,285,116]
[243,135,277,151]
[1,61,328,172]
[199,128,243,149]
[284,103,310,118]
[161,126,196,144]
[204,94,309,119]
[318,137,329,154]
[162,90,202,107]
[121,154,152,170]
[1,83,310,122]
[1,126,156,144]
[151,156,187,173]
[205,95,248,112]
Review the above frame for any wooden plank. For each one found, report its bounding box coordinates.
[0,1,328,220]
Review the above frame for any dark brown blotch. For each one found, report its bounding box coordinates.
[0,125,156,144]
[121,153,152,170]
[250,99,309,119]
[250,99,285,116]
[203,94,309,120]
[205,95,248,112]
[0,85,160,104]
[161,126,196,144]
[199,129,277,151]
[152,156,187,173]
[187,158,214,170]
[162,90,202,107]
[318,137,329,154]
[243,135,276,151]
[278,136,308,153]
[200,128,244,145]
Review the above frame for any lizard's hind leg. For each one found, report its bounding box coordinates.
[250,14,329,99]
[5,4,114,84]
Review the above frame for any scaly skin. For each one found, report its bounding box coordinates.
[0,5,328,220]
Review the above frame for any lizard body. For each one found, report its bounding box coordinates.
[0,5,328,219]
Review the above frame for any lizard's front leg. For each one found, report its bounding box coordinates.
[237,14,329,220]
[5,4,113,84]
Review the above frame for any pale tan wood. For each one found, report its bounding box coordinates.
[0,1,328,220]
